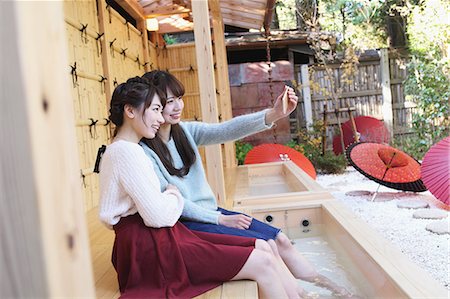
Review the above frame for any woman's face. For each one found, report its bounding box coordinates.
[135,95,165,139]
[162,89,184,125]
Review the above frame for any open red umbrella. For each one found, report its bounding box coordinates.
[421,137,450,205]
[244,143,316,179]
[346,142,427,193]
[333,116,391,155]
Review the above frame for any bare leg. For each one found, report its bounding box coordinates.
[257,239,301,299]
[266,240,305,298]
[231,246,288,299]
[275,232,358,298]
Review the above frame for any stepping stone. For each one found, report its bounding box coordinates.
[345,190,372,196]
[397,200,429,209]
[413,209,448,219]
[426,220,450,235]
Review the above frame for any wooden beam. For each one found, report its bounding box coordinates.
[210,0,236,171]
[1,1,94,297]
[144,4,190,17]
[116,0,145,20]
[222,17,261,30]
[379,48,394,140]
[191,0,226,206]
[220,2,265,16]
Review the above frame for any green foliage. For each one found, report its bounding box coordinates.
[318,0,388,50]
[313,152,348,174]
[286,121,348,174]
[403,56,450,159]
[275,0,297,30]
[163,34,178,45]
[391,135,429,161]
[407,0,450,57]
[235,141,253,165]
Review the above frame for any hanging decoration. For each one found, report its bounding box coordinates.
[95,32,104,57]
[109,38,116,57]
[88,118,98,139]
[79,23,88,44]
[70,62,78,88]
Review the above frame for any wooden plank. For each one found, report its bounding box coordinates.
[311,88,382,101]
[323,201,448,298]
[97,0,115,110]
[300,65,313,130]
[221,280,258,298]
[192,0,226,206]
[210,0,236,169]
[379,48,394,139]
[1,1,95,296]
[137,18,151,72]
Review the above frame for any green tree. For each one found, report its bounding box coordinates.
[402,0,450,158]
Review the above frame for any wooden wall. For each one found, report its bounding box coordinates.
[63,0,157,211]
[295,50,415,150]
[158,42,202,121]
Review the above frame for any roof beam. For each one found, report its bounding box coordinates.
[116,0,145,20]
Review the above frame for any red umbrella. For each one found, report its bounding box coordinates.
[421,137,450,205]
[346,142,427,193]
[333,116,391,155]
[244,143,317,179]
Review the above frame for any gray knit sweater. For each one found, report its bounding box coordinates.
[140,109,271,224]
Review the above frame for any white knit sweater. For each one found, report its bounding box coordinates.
[98,140,184,228]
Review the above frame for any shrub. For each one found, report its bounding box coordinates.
[313,152,348,174]
[235,141,253,165]
[286,120,348,174]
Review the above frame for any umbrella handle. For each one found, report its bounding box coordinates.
[371,184,382,202]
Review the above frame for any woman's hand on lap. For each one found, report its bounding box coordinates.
[218,214,252,229]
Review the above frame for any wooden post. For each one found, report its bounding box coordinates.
[346,99,359,142]
[322,103,328,155]
[1,1,95,297]
[300,64,313,130]
[379,48,394,140]
[191,0,226,206]
[209,0,236,168]
[335,108,345,154]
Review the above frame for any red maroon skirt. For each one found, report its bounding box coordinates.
[112,213,255,299]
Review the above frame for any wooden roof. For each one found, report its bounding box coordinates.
[136,0,275,33]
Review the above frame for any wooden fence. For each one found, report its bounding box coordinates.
[294,48,415,150]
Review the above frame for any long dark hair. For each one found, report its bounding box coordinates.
[109,76,165,137]
[141,71,196,177]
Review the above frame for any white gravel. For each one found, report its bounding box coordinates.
[315,167,450,290]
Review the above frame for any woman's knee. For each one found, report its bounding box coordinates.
[275,232,293,250]
[254,239,272,253]
[251,249,278,279]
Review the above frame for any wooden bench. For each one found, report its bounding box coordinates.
[87,208,258,298]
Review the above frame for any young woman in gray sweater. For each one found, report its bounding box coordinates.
[141,71,357,298]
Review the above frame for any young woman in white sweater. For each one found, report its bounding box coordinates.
[98,76,305,298]
[140,71,358,298]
